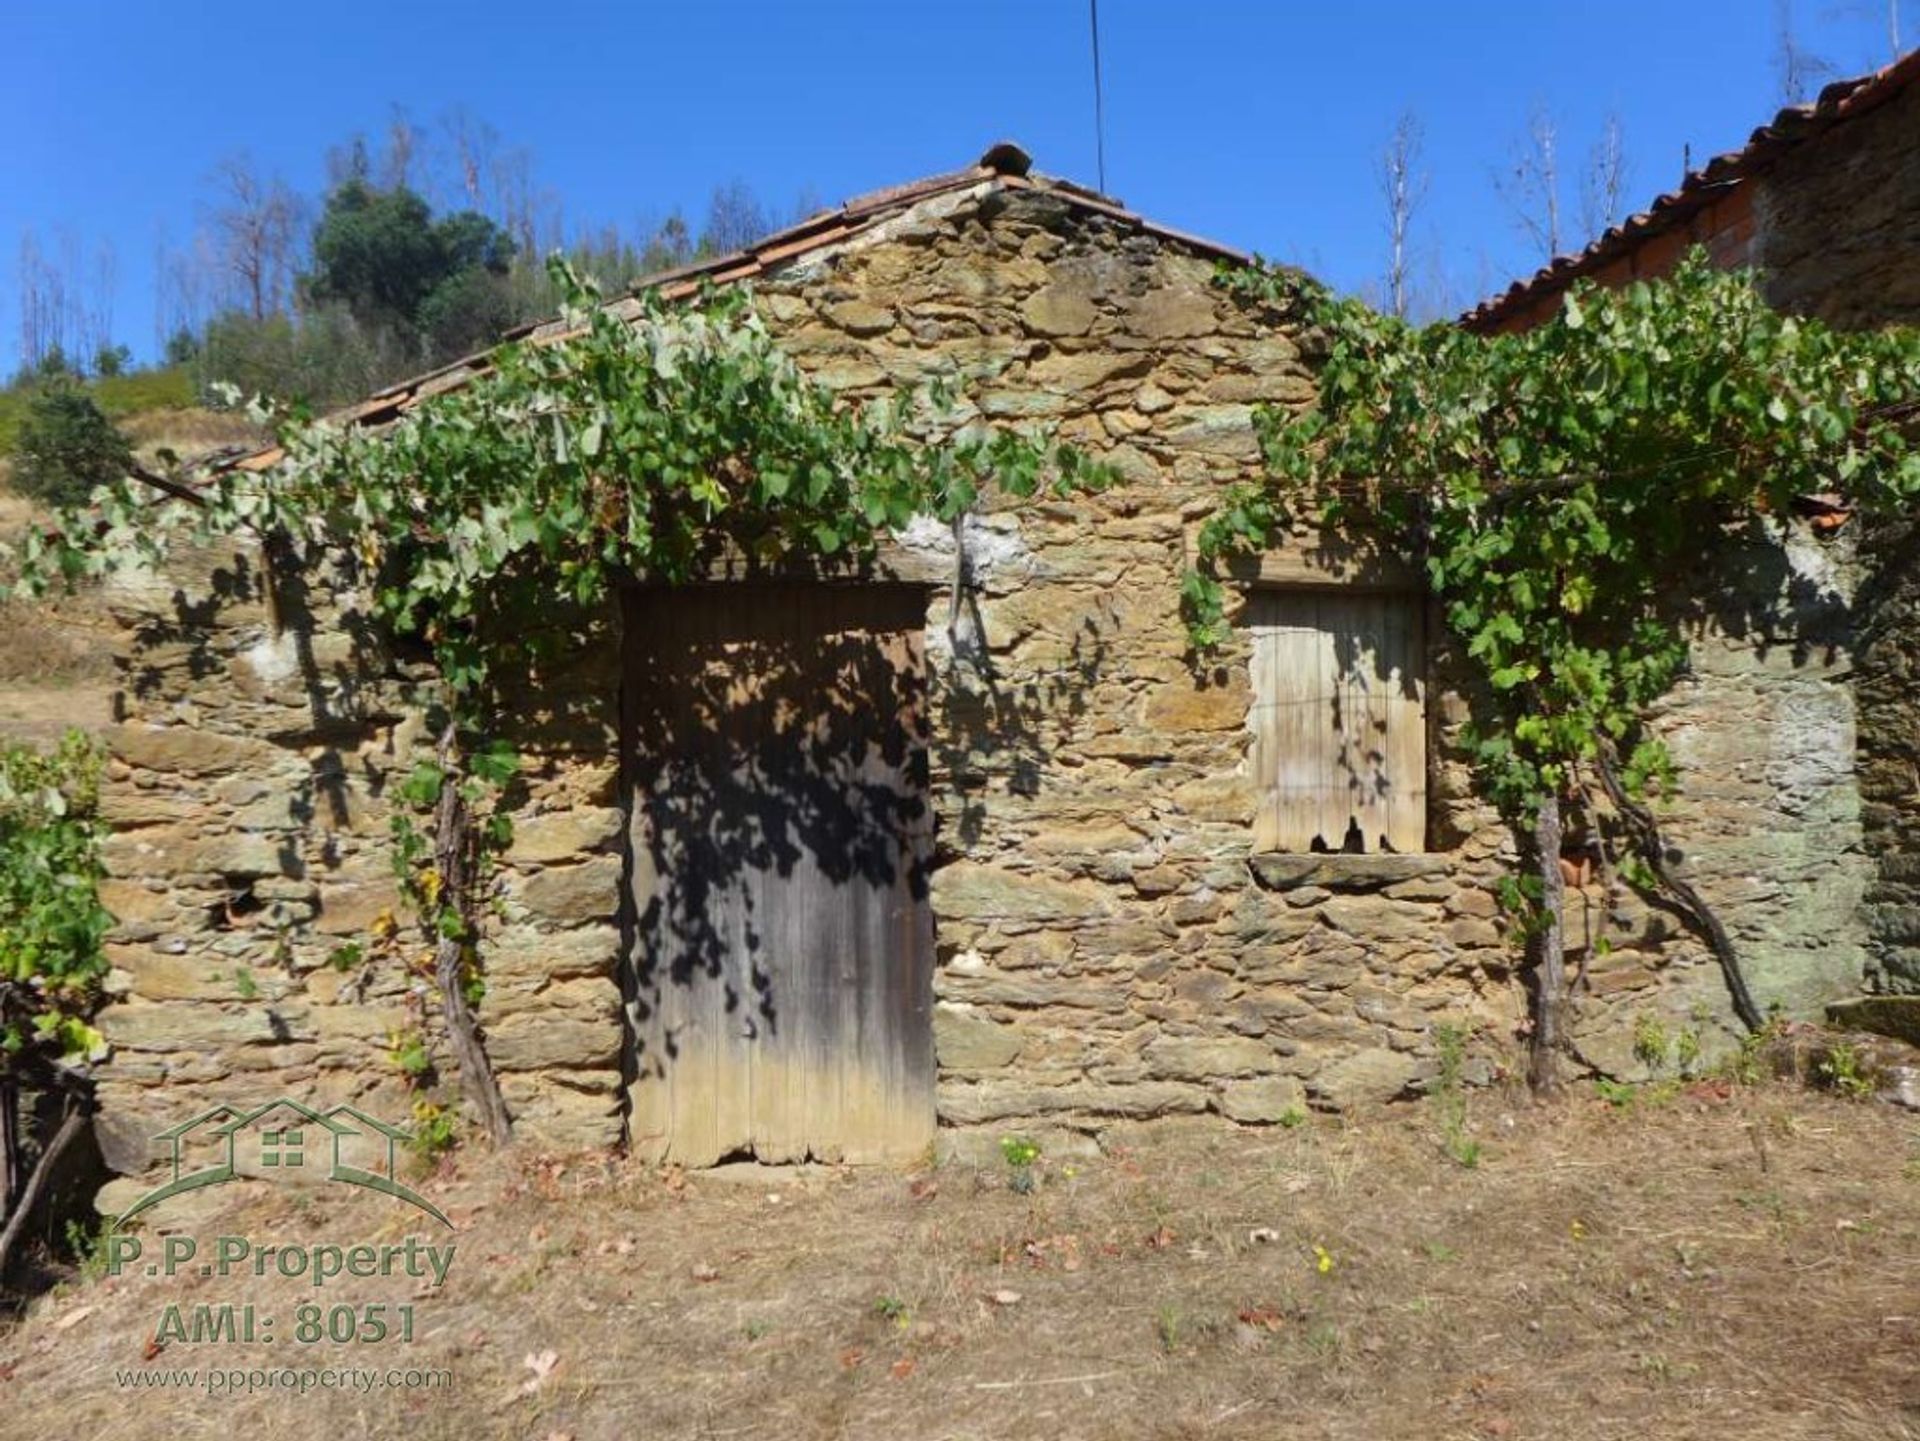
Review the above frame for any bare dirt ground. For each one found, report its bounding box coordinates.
[3,1082,1916,1441]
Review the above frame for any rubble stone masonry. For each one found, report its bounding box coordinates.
[89,183,1873,1196]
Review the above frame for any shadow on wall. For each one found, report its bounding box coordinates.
[620,584,938,1124]
[930,576,1109,852]
[121,547,411,889]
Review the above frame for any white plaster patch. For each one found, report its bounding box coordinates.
[1779,516,1854,603]
[946,948,988,976]
[893,512,1033,588]
[242,631,302,684]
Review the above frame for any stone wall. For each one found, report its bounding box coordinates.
[1755,76,1920,329]
[1752,77,1920,997]
[1855,517,1920,993]
[88,180,1878,1189]
[1571,522,1869,1076]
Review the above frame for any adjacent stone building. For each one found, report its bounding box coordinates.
[1467,51,1920,1002]
[89,134,1892,1193]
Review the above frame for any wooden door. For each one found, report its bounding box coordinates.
[622,583,935,1165]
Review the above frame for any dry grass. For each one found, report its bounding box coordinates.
[117,406,262,459]
[4,1081,1917,1440]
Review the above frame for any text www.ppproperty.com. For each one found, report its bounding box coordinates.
[114,1366,453,1396]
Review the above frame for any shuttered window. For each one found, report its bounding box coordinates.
[1247,589,1427,854]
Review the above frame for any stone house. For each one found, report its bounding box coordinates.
[88,136,1890,1194]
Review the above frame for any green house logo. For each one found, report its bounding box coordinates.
[115,1097,452,1230]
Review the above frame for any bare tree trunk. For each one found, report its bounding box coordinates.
[1529,793,1567,1094]
[0,1098,86,1285]
[1496,104,1563,261]
[1580,114,1631,241]
[432,723,514,1145]
[1,1077,18,1213]
[1379,111,1428,320]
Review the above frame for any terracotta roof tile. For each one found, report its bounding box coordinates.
[1462,49,1920,332]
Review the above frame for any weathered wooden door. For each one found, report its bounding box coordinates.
[622,583,935,1165]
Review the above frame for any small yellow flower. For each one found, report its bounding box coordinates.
[1313,1244,1335,1275]
[1570,1219,1587,1242]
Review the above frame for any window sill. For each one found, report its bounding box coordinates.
[1247,852,1449,893]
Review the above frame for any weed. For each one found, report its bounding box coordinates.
[409,1097,457,1160]
[1304,1320,1344,1360]
[1422,1240,1458,1263]
[233,966,260,1001]
[1595,1078,1638,1109]
[1155,1303,1183,1353]
[872,1295,910,1329]
[1817,1043,1876,1100]
[1001,1135,1041,1195]
[1431,1024,1482,1168]
[1277,1105,1309,1129]
[743,1318,774,1342]
[63,1218,112,1283]
[1721,1015,1786,1087]
[1632,1014,1670,1071]
[1674,1026,1702,1076]
[389,1027,434,1083]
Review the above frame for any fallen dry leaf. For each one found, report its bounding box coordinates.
[1248,1226,1281,1245]
[989,1289,1022,1307]
[518,1349,561,1396]
[141,1336,165,1361]
[691,1263,719,1282]
[838,1347,865,1371]
[52,1306,94,1333]
[889,1357,917,1380]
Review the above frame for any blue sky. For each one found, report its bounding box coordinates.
[1,0,1907,366]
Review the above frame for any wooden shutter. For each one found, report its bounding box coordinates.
[1247,590,1426,854]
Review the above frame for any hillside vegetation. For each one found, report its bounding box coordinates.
[0,366,195,454]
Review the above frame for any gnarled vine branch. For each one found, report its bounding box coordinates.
[1593,739,1764,1033]
[429,721,513,1144]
